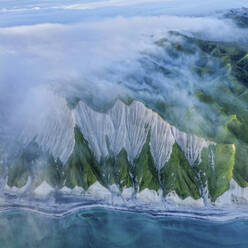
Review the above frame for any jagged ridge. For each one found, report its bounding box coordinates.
[4,95,240,203]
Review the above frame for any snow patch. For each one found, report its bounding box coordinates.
[20,87,75,163]
[121,187,134,200]
[72,186,84,195]
[34,181,54,198]
[60,186,72,194]
[165,191,205,207]
[86,182,112,200]
[215,179,248,206]
[60,186,84,195]
[136,188,160,203]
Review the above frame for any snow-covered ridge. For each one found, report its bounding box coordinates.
[20,90,214,169]
[75,99,214,168]
[20,90,75,163]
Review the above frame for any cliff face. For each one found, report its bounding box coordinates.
[3,91,246,207]
[19,92,214,169]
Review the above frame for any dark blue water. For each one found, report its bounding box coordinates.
[0,208,248,248]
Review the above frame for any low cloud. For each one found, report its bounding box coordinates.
[0,14,247,143]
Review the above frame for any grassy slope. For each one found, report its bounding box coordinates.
[7,142,39,188]
[160,143,201,200]
[133,131,160,192]
[64,126,98,190]
[204,144,235,202]
[7,141,65,189]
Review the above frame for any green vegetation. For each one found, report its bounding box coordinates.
[164,34,248,189]
[7,141,66,189]
[160,143,201,200]
[8,156,31,188]
[207,144,235,201]
[7,142,40,188]
[43,157,64,188]
[63,127,133,191]
[98,149,133,190]
[59,33,248,197]
[233,143,248,187]
[195,39,248,87]
[61,33,248,198]
[197,144,236,202]
[224,10,248,29]
[133,131,160,192]
[64,126,98,190]
[115,149,133,190]
[99,156,116,186]
[5,127,240,202]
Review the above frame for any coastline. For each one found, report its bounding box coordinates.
[1,193,248,222]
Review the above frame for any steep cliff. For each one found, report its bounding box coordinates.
[3,94,245,206]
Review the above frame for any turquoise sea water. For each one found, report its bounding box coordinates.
[0,208,248,248]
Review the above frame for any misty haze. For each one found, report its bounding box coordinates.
[0,1,248,248]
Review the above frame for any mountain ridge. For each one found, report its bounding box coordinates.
[2,92,244,206]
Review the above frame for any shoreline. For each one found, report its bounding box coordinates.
[1,194,248,222]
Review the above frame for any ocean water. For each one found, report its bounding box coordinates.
[0,208,248,248]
